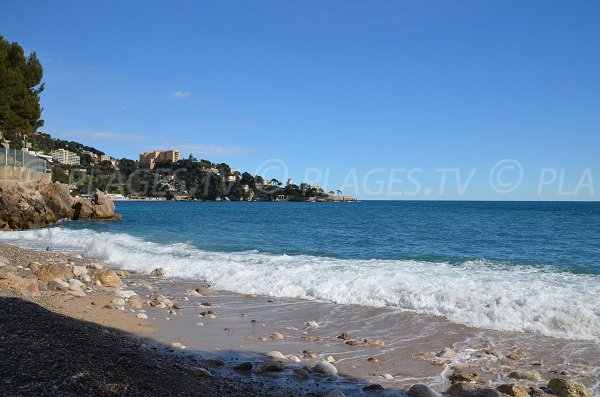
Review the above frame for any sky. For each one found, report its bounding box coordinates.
[1,0,599,200]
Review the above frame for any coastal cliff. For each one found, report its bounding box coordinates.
[0,180,119,230]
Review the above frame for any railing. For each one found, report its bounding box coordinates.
[0,147,49,173]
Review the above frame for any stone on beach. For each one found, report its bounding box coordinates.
[326,391,347,397]
[508,370,541,382]
[305,320,319,328]
[314,360,338,375]
[233,362,253,372]
[266,351,285,359]
[93,269,123,287]
[293,368,310,380]
[407,384,441,397]
[116,289,138,299]
[35,264,73,281]
[436,347,456,358]
[72,265,88,277]
[261,359,285,372]
[0,273,39,296]
[447,383,502,397]
[150,267,166,277]
[547,378,593,397]
[136,313,148,319]
[112,298,126,306]
[128,295,144,309]
[188,367,212,378]
[363,384,385,392]
[496,384,529,397]
[270,332,284,340]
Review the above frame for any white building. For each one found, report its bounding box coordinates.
[51,149,81,166]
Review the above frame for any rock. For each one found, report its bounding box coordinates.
[170,342,186,349]
[150,268,166,277]
[447,383,502,397]
[68,279,84,290]
[436,347,456,358]
[408,384,442,397]
[204,359,225,368]
[508,371,541,382]
[261,359,284,372]
[115,289,138,299]
[128,295,144,309]
[305,320,319,328]
[28,262,41,272]
[382,373,393,380]
[35,264,73,281]
[93,269,123,287]
[0,273,40,296]
[69,289,86,297]
[72,265,88,277]
[346,340,359,346]
[136,313,148,319]
[0,180,74,230]
[449,372,480,383]
[266,351,285,359]
[326,391,347,397]
[271,332,284,340]
[314,360,338,375]
[363,384,385,392]
[233,362,253,372]
[496,384,529,397]
[547,378,593,397]
[365,338,385,346]
[47,279,69,291]
[326,355,336,363]
[367,357,381,364]
[71,190,120,221]
[172,303,182,310]
[115,270,129,278]
[195,287,214,295]
[293,368,310,380]
[337,332,351,340]
[188,367,212,378]
[37,280,48,291]
[111,298,126,306]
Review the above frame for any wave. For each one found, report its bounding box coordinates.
[2,227,600,342]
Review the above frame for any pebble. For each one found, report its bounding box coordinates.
[305,320,319,328]
[68,290,86,297]
[363,384,385,392]
[111,298,126,306]
[136,313,148,319]
[447,383,501,397]
[170,342,186,349]
[266,351,285,359]
[407,384,441,397]
[326,355,336,363]
[128,296,144,309]
[188,367,212,378]
[233,362,253,372]
[326,391,346,397]
[508,370,541,382]
[271,332,284,340]
[116,289,138,299]
[382,373,393,380]
[293,368,310,380]
[436,347,456,358]
[261,359,285,372]
[314,360,338,375]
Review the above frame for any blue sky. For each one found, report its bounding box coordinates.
[1,0,599,200]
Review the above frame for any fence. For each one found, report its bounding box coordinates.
[0,147,49,174]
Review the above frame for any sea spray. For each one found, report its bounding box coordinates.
[2,227,600,341]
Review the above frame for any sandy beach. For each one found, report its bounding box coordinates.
[0,241,596,397]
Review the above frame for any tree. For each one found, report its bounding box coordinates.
[0,36,45,148]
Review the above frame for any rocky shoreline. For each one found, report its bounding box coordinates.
[0,180,120,230]
[0,242,595,397]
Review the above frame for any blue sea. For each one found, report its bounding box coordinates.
[2,200,600,341]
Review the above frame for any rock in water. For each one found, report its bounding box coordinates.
[496,384,529,397]
[261,359,284,372]
[93,269,123,287]
[150,268,166,277]
[508,371,542,382]
[314,360,338,375]
[72,190,120,221]
[408,384,441,397]
[547,378,593,397]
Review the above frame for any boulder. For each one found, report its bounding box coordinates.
[496,384,529,397]
[72,190,120,221]
[93,269,123,287]
[0,273,40,296]
[150,268,166,277]
[35,264,73,281]
[509,371,541,382]
[447,383,501,397]
[408,384,441,397]
[314,360,338,375]
[547,378,592,397]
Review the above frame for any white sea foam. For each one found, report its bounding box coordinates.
[2,227,600,341]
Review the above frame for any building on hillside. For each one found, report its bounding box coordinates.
[100,155,111,162]
[51,148,81,166]
[139,149,180,169]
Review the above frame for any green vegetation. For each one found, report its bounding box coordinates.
[0,36,44,148]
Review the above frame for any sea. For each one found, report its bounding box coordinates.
[2,200,600,342]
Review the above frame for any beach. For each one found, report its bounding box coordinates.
[1,240,597,397]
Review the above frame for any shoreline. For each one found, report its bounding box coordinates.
[0,241,597,396]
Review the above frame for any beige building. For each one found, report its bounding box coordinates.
[139,150,180,169]
[51,148,81,166]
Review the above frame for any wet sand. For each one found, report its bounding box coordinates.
[0,241,597,396]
